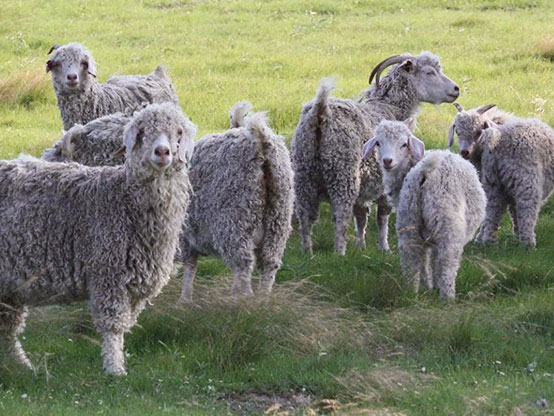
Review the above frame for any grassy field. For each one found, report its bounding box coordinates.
[1,0,554,414]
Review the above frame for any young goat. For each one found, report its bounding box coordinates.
[449,104,554,247]
[363,120,485,299]
[475,119,554,247]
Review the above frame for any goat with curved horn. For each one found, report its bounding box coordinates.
[453,103,464,112]
[293,51,459,256]
[369,54,412,89]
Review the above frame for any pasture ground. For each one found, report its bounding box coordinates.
[1,0,554,414]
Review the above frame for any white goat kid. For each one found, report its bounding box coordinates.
[363,120,486,300]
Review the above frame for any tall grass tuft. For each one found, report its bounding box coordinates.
[0,70,51,109]
[536,34,554,61]
[137,278,375,374]
[335,366,434,404]
[448,314,479,354]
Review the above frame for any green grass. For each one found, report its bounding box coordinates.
[1,0,554,415]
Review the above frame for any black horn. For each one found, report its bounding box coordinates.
[47,44,61,55]
[369,54,412,89]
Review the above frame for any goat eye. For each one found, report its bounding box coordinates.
[375,141,380,147]
[401,143,408,148]
[81,61,88,69]
[177,128,183,136]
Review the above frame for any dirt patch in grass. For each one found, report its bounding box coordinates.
[223,392,407,416]
[224,391,312,415]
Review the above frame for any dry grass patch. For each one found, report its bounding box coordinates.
[224,391,311,415]
[0,69,51,108]
[536,34,554,61]
[335,366,434,404]
[335,407,407,416]
[152,277,375,364]
[464,254,516,299]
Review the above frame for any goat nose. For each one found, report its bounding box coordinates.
[383,158,392,166]
[67,73,77,81]
[453,85,459,92]
[460,150,469,158]
[155,146,170,157]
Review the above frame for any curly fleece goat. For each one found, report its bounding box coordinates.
[292,52,460,255]
[0,103,195,375]
[475,118,554,247]
[363,120,485,299]
[178,106,294,302]
[40,100,293,302]
[448,103,520,234]
[42,111,131,166]
[46,43,179,130]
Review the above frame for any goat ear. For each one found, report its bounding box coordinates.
[362,137,378,160]
[177,121,196,165]
[123,122,141,153]
[59,125,82,156]
[86,56,97,78]
[403,117,417,132]
[400,59,414,73]
[179,136,195,166]
[448,123,456,147]
[408,135,425,161]
[60,130,73,155]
